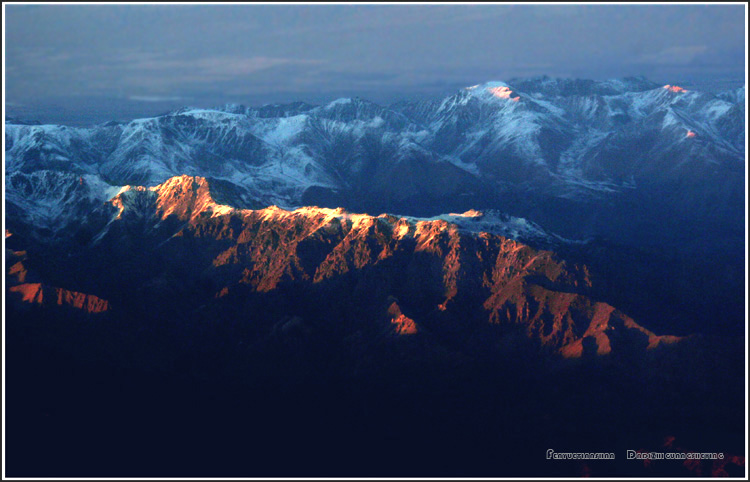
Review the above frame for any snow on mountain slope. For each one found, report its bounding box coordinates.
[717,85,745,105]
[5,123,107,173]
[5,76,744,247]
[5,170,121,235]
[399,209,579,248]
[6,77,741,193]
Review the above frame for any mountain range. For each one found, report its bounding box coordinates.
[6,76,745,334]
[6,76,744,245]
[4,76,746,477]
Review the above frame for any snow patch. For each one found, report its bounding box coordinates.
[326,98,353,109]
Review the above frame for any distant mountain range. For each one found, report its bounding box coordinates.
[6,76,744,245]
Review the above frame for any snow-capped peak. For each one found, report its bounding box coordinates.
[663,84,687,93]
[462,81,522,102]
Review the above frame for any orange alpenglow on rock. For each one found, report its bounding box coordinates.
[9,283,109,314]
[557,302,683,359]
[8,260,28,283]
[54,287,109,313]
[487,85,520,101]
[387,302,418,335]
[663,84,687,93]
[96,175,690,356]
[10,283,45,304]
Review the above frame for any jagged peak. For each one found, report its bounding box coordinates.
[316,96,389,117]
[151,174,210,192]
[109,175,235,221]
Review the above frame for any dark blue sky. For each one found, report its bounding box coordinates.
[4,4,746,124]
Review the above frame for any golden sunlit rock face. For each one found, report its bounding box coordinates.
[8,175,690,357]
[110,175,233,222]
[152,175,234,220]
[557,303,682,359]
[10,283,45,304]
[387,302,418,335]
[8,259,28,283]
[8,283,109,313]
[5,241,109,314]
[94,175,688,358]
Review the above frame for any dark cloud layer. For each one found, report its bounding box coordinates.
[4,4,746,124]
